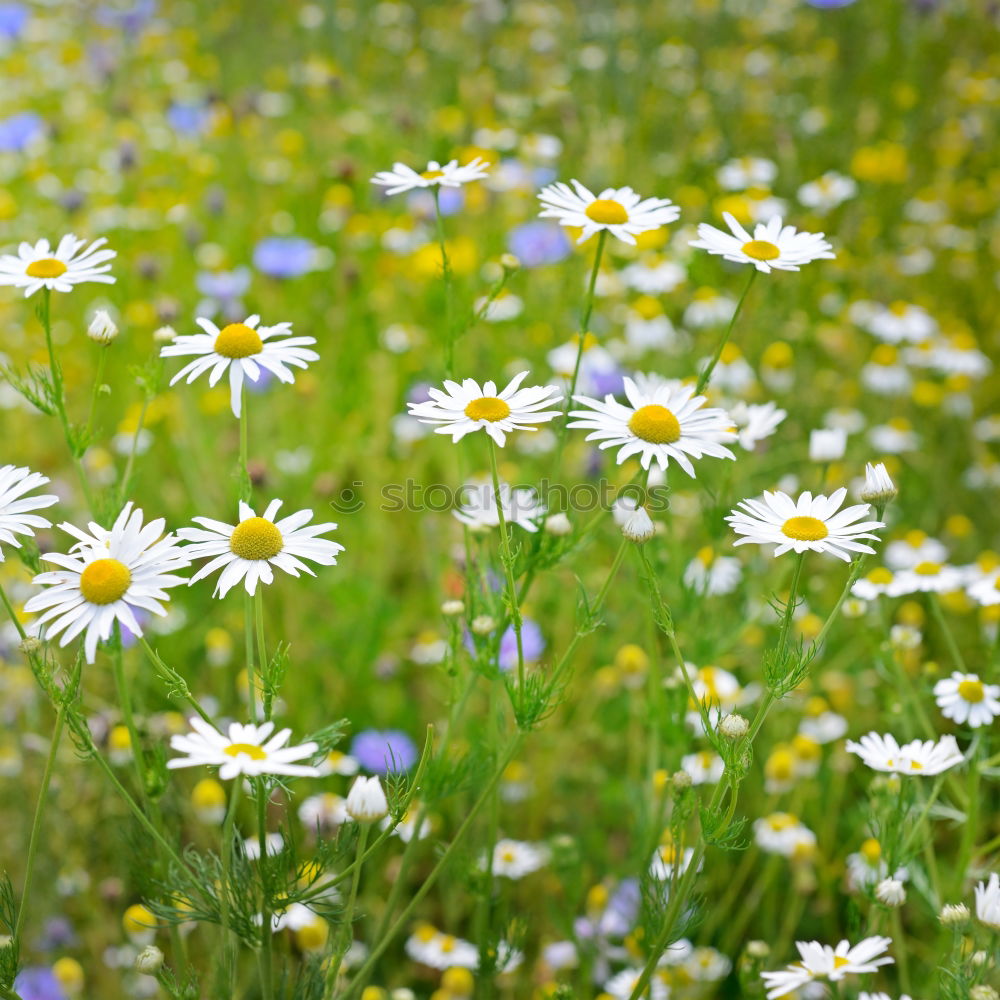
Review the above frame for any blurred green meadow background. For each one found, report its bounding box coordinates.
[1,0,1000,997]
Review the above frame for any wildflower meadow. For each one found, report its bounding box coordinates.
[2,2,1000,999]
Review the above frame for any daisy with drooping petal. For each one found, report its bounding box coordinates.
[726,488,884,561]
[537,180,680,246]
[568,377,736,476]
[159,314,319,418]
[167,718,320,780]
[180,500,343,598]
[371,157,490,196]
[761,937,894,999]
[690,213,835,273]
[0,465,58,561]
[933,672,1000,728]
[24,503,190,663]
[0,235,116,296]
[845,732,964,776]
[406,372,563,447]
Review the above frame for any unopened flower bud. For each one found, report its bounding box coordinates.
[346,775,388,823]
[745,940,770,959]
[971,984,999,1000]
[671,770,692,791]
[440,600,465,617]
[87,309,118,344]
[134,945,164,975]
[621,506,654,543]
[153,325,177,344]
[19,636,41,656]
[471,615,495,635]
[719,713,749,740]
[875,878,906,907]
[939,902,970,926]
[499,253,520,274]
[859,461,897,506]
[544,512,572,536]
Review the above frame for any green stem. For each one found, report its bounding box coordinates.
[257,776,274,1000]
[138,637,215,725]
[488,438,525,707]
[85,345,109,440]
[219,776,242,986]
[433,188,456,378]
[239,384,251,502]
[327,823,370,997]
[119,393,151,504]
[928,592,968,675]
[244,591,258,725]
[695,268,757,394]
[254,588,270,720]
[0,580,27,641]
[12,701,66,946]
[111,627,150,809]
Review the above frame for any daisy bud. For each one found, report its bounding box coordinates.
[809,427,847,462]
[19,636,41,656]
[346,775,388,823]
[471,615,496,635]
[153,324,177,344]
[544,512,572,536]
[745,940,770,959]
[860,461,898,506]
[621,506,654,543]
[440,600,465,617]
[671,770,692,791]
[134,945,164,975]
[875,878,906,907]
[971,984,999,1000]
[939,902,970,926]
[719,713,749,741]
[499,253,521,273]
[87,309,118,344]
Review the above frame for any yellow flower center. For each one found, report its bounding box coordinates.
[860,838,882,865]
[79,558,132,605]
[464,396,511,422]
[833,955,851,970]
[914,561,940,576]
[904,529,927,546]
[499,849,516,862]
[26,257,68,279]
[889,300,909,316]
[867,568,894,585]
[741,239,781,261]
[909,760,923,771]
[229,517,284,560]
[214,322,264,359]
[420,169,445,180]
[224,742,267,760]
[628,404,681,444]
[585,198,629,225]
[781,516,829,541]
[958,679,985,703]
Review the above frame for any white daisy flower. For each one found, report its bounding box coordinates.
[405,926,479,970]
[683,946,732,982]
[845,732,964,776]
[0,234,116,297]
[604,968,668,1000]
[717,156,778,191]
[859,993,913,1000]
[887,561,963,596]
[730,401,787,451]
[968,572,1000,606]
[884,530,947,570]
[0,465,58,561]
[975,872,1000,930]
[754,813,816,858]
[726,488,884,562]
[24,503,190,663]
[683,548,742,595]
[761,937,894,999]
[933,672,1000,728]
[180,499,343,598]
[862,302,937,345]
[797,172,857,213]
[159,314,319,418]
[537,180,680,246]
[167,718,320,780]
[454,481,545,533]
[809,428,847,462]
[298,792,349,832]
[488,839,549,879]
[406,372,563,447]
[689,213,835,273]
[621,257,686,295]
[680,750,724,785]
[845,839,908,891]
[371,157,490,196]
[569,377,736,476]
